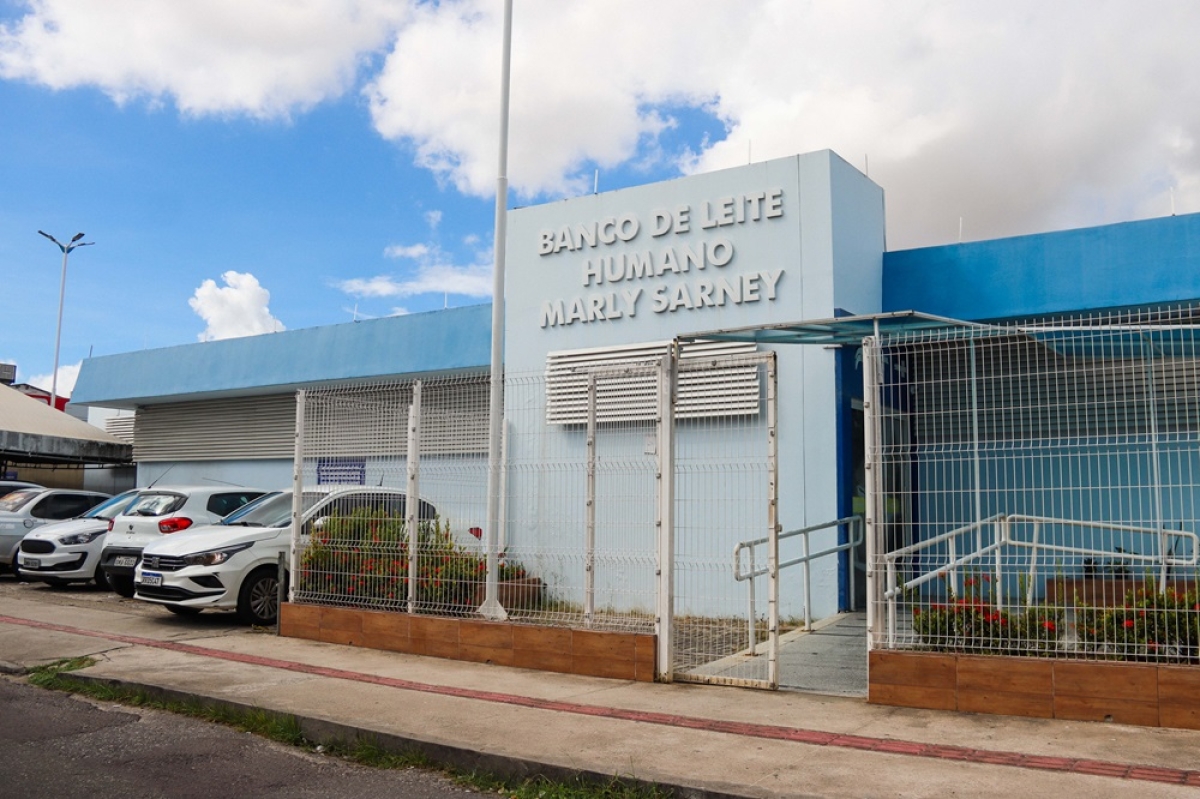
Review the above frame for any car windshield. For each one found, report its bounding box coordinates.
[83,491,141,521]
[0,489,40,512]
[220,491,324,528]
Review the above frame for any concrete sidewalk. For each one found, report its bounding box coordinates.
[2,595,1199,798]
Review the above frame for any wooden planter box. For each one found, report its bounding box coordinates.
[869,650,1200,730]
[1046,577,1198,607]
[280,602,656,682]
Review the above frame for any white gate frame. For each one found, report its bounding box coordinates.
[862,334,882,651]
[658,345,780,688]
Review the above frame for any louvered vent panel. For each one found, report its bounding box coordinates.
[133,395,296,461]
[104,416,135,443]
[545,340,759,424]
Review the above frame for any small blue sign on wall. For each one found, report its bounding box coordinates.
[316,457,366,485]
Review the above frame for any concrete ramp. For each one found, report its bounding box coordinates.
[778,611,867,696]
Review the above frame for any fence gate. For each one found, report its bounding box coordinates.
[662,348,779,688]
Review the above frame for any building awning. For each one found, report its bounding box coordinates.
[0,385,131,466]
[678,310,989,347]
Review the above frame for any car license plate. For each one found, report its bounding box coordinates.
[141,572,163,587]
[23,557,40,569]
[113,556,137,568]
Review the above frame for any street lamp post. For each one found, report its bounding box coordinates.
[37,230,94,410]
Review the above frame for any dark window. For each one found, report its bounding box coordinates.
[206,492,266,518]
[31,493,103,520]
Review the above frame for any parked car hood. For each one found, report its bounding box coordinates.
[23,518,108,540]
[142,524,289,556]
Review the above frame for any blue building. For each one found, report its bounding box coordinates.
[72,152,1200,686]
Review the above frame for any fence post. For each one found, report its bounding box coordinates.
[276,550,286,634]
[288,389,306,611]
[766,352,779,688]
[656,346,678,682]
[585,372,597,628]
[863,337,881,650]
[406,381,422,614]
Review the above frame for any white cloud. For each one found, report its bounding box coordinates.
[424,210,442,230]
[344,237,494,300]
[340,263,492,300]
[0,0,407,118]
[383,243,429,260]
[6,2,1200,247]
[366,1,1200,247]
[189,271,285,341]
[27,361,80,398]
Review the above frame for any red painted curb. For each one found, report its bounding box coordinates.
[3,613,1195,787]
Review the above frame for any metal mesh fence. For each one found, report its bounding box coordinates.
[290,369,661,630]
[866,306,1200,663]
[291,375,497,618]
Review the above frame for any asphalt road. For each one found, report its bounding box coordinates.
[0,576,480,799]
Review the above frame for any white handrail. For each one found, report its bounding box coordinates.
[733,515,862,646]
[880,512,1199,645]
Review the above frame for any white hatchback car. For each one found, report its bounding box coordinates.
[134,486,434,625]
[101,486,268,598]
[0,488,112,579]
[17,489,141,587]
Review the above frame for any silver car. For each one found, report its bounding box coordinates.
[0,488,112,579]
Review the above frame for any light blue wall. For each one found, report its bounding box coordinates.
[73,304,493,408]
[884,213,1200,320]
[137,459,293,491]
[504,152,886,619]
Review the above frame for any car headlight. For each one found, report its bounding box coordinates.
[58,530,106,546]
[182,543,253,567]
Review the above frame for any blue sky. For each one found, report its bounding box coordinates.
[3,1,1199,397]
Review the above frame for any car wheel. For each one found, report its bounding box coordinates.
[237,567,282,626]
[10,560,24,582]
[165,605,202,616]
[93,564,110,590]
[109,575,136,598]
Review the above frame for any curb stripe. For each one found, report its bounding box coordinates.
[4,613,1198,786]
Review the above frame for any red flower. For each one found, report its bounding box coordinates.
[913,608,922,616]
[1123,620,1135,629]
[1041,620,1056,632]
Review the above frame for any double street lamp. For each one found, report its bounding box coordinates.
[37,230,94,409]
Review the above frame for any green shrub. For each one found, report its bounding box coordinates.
[1077,585,1200,662]
[297,508,529,615]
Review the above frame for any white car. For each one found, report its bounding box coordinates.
[134,486,435,625]
[0,488,112,579]
[17,489,141,587]
[101,486,268,598]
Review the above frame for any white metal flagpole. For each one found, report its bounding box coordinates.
[480,0,514,620]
